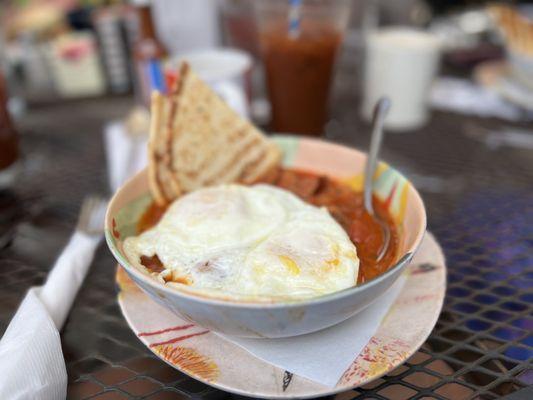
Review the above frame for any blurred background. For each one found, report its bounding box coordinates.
[1,0,532,126]
[2,0,533,210]
[2,0,533,132]
[0,0,532,399]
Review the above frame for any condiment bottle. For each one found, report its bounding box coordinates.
[131,0,168,103]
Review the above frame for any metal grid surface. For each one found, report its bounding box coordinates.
[0,96,531,400]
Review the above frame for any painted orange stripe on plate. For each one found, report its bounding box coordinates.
[139,324,195,337]
[149,331,209,347]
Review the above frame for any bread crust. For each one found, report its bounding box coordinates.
[147,62,281,204]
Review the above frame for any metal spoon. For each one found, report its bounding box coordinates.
[363,97,391,262]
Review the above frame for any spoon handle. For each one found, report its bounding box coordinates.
[364,97,391,215]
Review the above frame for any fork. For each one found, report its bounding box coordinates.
[39,195,107,329]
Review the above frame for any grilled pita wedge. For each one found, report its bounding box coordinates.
[148,62,281,205]
[148,91,181,205]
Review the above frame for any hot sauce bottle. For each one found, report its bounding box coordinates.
[131,0,167,103]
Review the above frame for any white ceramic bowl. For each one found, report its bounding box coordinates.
[106,136,426,338]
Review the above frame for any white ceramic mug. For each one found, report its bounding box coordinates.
[172,48,252,118]
[362,28,441,131]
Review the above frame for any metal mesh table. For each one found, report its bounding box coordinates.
[0,96,531,400]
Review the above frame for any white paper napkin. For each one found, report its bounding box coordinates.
[0,231,101,399]
[104,121,147,192]
[219,276,406,388]
[0,288,66,400]
[39,232,102,329]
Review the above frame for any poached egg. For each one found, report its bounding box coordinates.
[123,184,359,299]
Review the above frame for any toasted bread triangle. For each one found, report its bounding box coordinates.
[148,91,181,205]
[148,62,280,205]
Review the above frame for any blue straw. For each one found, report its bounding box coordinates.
[288,0,302,38]
[147,59,166,93]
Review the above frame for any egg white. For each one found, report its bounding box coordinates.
[123,184,359,299]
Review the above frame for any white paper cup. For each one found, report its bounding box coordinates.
[362,28,441,131]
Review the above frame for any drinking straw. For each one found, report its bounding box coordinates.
[288,0,302,38]
[147,58,167,93]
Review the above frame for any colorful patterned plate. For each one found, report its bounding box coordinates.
[116,232,445,399]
